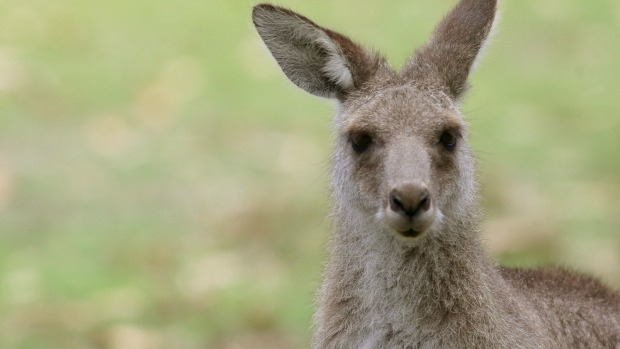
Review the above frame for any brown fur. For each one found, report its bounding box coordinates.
[252,1,620,348]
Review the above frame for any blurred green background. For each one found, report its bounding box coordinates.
[0,0,619,348]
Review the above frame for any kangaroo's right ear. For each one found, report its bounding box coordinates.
[252,4,382,101]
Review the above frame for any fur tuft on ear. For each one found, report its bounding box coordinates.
[252,4,381,100]
[404,0,498,100]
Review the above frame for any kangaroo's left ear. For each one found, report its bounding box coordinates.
[404,0,498,101]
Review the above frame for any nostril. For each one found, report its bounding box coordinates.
[389,187,431,217]
[390,193,404,213]
[419,195,431,212]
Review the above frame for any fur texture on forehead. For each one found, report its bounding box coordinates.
[337,83,465,136]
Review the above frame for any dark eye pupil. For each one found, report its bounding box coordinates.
[351,133,372,153]
[440,132,457,149]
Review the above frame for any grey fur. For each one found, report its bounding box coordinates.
[252,1,620,348]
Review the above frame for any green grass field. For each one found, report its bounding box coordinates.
[0,0,619,348]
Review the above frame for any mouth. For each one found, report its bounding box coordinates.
[399,228,423,238]
[378,201,440,240]
[382,210,439,240]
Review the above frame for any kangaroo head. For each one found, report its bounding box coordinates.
[253,0,497,241]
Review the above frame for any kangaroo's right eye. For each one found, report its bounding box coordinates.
[350,132,373,153]
[439,131,457,151]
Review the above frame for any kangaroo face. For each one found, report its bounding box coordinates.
[333,85,473,240]
[252,0,495,242]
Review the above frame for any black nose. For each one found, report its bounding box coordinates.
[389,185,431,217]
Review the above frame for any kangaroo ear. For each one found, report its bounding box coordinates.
[252,4,381,100]
[405,0,498,100]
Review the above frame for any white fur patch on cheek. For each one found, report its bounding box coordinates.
[433,209,445,228]
[374,209,386,224]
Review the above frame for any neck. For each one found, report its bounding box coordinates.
[313,207,536,349]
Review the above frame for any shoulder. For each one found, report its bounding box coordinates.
[499,266,620,307]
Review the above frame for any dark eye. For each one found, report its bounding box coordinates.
[351,132,373,153]
[439,131,457,150]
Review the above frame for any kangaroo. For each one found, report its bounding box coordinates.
[251,0,620,348]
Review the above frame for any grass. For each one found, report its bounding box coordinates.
[0,0,619,348]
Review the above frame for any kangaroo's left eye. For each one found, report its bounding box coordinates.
[439,131,457,150]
